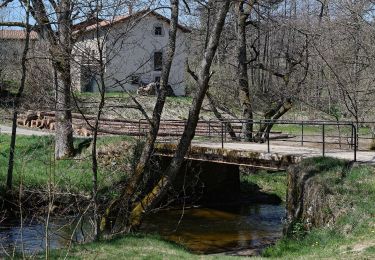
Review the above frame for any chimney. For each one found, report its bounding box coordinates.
[128,4,133,15]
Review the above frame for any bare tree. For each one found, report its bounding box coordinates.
[236,0,254,141]
[6,0,31,191]
[127,0,231,230]
[100,0,182,232]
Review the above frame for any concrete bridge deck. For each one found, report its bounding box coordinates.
[155,141,375,169]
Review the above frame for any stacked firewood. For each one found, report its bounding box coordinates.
[16,110,245,138]
[17,110,92,137]
[17,111,56,130]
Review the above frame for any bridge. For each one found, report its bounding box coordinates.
[3,115,375,167]
[154,120,375,169]
[151,120,374,203]
[3,116,375,202]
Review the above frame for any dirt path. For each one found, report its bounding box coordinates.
[0,124,53,136]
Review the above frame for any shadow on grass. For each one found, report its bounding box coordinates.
[74,138,92,156]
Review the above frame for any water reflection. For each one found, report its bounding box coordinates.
[0,204,284,256]
[140,204,285,254]
[0,217,92,256]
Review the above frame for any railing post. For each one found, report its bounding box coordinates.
[267,121,270,153]
[354,124,357,162]
[322,124,325,157]
[224,122,227,142]
[221,121,224,149]
[208,119,211,138]
[138,119,141,140]
[350,124,354,149]
[301,121,304,146]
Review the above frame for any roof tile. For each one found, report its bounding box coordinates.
[0,30,38,40]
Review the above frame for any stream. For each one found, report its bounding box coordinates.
[0,203,284,256]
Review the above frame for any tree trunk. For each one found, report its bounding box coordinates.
[206,91,237,140]
[54,67,74,159]
[236,1,254,142]
[100,0,180,232]
[254,98,293,142]
[54,0,74,159]
[128,0,231,230]
[6,0,31,191]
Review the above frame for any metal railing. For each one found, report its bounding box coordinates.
[154,119,366,162]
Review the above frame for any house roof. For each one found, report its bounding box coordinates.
[74,10,191,34]
[0,30,38,40]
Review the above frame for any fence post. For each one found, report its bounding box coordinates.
[322,124,325,157]
[138,119,141,140]
[350,124,354,149]
[221,121,224,149]
[354,124,357,162]
[224,122,227,142]
[267,121,270,153]
[301,121,304,146]
[208,119,211,138]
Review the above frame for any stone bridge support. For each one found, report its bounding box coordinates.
[155,156,241,204]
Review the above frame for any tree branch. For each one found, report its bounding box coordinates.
[0,0,14,8]
[0,21,28,27]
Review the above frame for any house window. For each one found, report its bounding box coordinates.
[154,51,163,71]
[154,25,163,36]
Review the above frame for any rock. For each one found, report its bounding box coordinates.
[137,83,157,96]
[137,82,175,96]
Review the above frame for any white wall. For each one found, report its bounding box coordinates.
[72,14,188,96]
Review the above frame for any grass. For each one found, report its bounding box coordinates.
[2,133,375,258]
[0,134,135,194]
[263,158,375,259]
[74,91,193,103]
[48,234,250,260]
[52,158,374,259]
[240,170,287,201]
[71,92,195,121]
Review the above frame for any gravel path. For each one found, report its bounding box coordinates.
[0,124,53,136]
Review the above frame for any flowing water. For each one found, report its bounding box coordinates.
[0,203,284,256]
[141,204,285,254]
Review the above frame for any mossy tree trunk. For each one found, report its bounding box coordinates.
[28,0,75,159]
[254,98,293,142]
[236,0,254,142]
[101,0,180,231]
[128,0,231,230]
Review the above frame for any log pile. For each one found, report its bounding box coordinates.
[16,110,289,139]
[17,110,92,136]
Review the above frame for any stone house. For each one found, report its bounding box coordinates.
[0,30,38,83]
[72,10,190,96]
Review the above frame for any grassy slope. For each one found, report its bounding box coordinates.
[50,234,250,260]
[263,158,375,259]
[74,93,200,121]
[55,159,374,259]
[0,134,134,194]
[2,135,374,259]
[241,170,287,201]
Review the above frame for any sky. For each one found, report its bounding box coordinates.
[0,0,192,30]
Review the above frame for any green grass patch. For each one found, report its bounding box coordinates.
[0,134,135,194]
[263,159,375,259]
[49,234,247,259]
[241,170,287,201]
